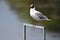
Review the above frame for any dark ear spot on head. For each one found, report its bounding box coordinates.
[31,6,34,8]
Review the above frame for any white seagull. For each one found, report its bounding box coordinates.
[30,4,50,25]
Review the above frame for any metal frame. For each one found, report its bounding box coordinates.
[23,23,46,40]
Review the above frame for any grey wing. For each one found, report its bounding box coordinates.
[35,13,48,19]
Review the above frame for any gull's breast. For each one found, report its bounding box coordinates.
[30,11,40,21]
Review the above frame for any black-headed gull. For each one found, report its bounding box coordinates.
[30,4,50,21]
[30,4,50,25]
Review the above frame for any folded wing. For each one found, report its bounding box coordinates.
[35,13,48,20]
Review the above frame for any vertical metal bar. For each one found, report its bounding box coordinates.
[24,25,26,40]
[44,27,46,40]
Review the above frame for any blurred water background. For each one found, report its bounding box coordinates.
[7,0,60,32]
[0,0,60,40]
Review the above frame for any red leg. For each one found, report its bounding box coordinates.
[33,20,39,25]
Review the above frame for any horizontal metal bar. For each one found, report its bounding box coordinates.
[23,23,45,29]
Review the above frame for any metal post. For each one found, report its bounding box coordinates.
[23,23,46,40]
[44,27,46,40]
[24,25,26,40]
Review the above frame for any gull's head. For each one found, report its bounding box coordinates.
[30,4,35,8]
